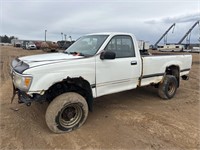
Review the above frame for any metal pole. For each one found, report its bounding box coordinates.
[64,34,67,42]
[178,21,200,44]
[61,32,63,41]
[154,23,175,46]
[69,36,72,42]
[45,30,47,42]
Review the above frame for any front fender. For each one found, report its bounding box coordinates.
[23,58,96,95]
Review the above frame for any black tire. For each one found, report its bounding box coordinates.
[50,49,55,52]
[45,92,88,133]
[158,75,178,100]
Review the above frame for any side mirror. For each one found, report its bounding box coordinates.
[100,51,116,60]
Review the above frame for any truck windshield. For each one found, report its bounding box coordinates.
[64,35,108,56]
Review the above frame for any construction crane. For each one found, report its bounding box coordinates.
[178,21,200,44]
[154,23,176,47]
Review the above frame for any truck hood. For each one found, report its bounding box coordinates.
[19,53,84,68]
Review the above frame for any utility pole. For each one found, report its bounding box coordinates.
[61,32,63,41]
[45,30,47,42]
[64,34,67,42]
[69,36,72,42]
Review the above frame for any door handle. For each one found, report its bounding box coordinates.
[131,61,137,65]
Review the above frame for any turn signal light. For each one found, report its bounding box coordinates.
[24,77,32,87]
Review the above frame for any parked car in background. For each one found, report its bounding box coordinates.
[57,41,75,49]
[25,42,37,50]
[21,41,29,49]
[34,41,42,49]
[14,42,21,47]
[63,41,75,49]
[41,41,59,52]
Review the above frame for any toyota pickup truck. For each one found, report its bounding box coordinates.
[10,32,192,133]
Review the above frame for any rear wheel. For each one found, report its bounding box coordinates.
[45,92,88,133]
[158,75,178,99]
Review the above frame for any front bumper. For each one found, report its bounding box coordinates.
[29,47,37,50]
[18,90,33,105]
[12,85,46,106]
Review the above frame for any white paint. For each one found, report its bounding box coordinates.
[11,32,192,99]
[137,40,150,50]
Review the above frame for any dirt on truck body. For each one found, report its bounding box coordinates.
[0,46,199,149]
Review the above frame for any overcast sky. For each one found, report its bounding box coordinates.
[0,0,200,44]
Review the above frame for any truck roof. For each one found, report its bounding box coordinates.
[87,32,134,36]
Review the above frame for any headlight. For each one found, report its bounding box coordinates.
[13,72,32,91]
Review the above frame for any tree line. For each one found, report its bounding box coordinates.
[0,35,18,43]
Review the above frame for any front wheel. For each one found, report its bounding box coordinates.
[45,92,88,133]
[158,75,178,99]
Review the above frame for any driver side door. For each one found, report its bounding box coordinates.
[95,35,141,97]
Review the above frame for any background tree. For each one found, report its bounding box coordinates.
[0,35,18,43]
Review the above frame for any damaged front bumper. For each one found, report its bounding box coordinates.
[11,85,46,106]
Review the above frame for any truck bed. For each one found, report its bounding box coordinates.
[139,53,192,86]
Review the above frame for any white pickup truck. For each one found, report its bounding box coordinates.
[10,32,192,133]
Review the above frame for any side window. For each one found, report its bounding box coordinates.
[105,35,135,58]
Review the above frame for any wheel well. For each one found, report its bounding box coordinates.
[165,65,180,87]
[45,77,93,111]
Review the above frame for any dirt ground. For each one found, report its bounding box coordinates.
[0,46,199,149]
